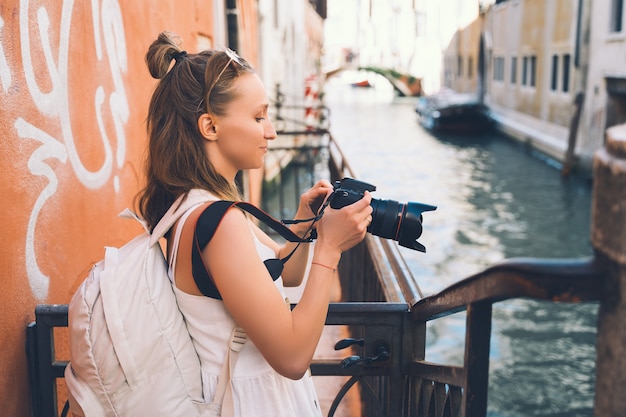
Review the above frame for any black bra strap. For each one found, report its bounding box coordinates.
[191,201,312,299]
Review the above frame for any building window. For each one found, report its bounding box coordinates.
[611,0,624,32]
[562,54,571,93]
[493,56,505,81]
[468,56,473,78]
[551,54,559,91]
[458,55,463,77]
[511,56,517,84]
[521,55,537,87]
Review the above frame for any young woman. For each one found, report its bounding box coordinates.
[138,32,373,416]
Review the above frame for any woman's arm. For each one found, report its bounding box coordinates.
[248,220,312,287]
[248,179,333,287]
[279,180,334,286]
[202,192,372,380]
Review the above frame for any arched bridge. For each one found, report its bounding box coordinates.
[325,65,423,97]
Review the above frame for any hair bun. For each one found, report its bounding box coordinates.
[146,31,184,79]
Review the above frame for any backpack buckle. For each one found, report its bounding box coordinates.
[230,327,246,352]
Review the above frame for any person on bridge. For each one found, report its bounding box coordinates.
[138,31,372,416]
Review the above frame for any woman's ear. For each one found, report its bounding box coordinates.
[198,113,218,141]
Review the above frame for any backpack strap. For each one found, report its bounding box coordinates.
[168,203,206,283]
[214,326,246,414]
[160,196,249,411]
[150,189,220,246]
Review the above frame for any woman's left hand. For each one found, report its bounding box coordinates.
[294,179,334,222]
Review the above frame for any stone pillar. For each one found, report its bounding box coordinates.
[592,123,626,417]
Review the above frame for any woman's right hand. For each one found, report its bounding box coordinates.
[313,191,373,261]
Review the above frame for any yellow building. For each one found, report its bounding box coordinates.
[443,0,594,173]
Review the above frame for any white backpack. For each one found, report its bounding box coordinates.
[64,190,242,417]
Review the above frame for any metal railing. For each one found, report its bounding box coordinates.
[26,127,609,417]
[263,131,604,417]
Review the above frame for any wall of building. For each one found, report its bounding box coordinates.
[484,2,523,107]
[443,0,592,167]
[255,0,325,191]
[483,0,580,123]
[579,0,626,169]
[0,1,263,414]
[442,17,483,95]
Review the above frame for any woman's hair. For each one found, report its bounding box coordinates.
[137,31,256,231]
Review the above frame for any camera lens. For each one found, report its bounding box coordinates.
[323,178,436,252]
[368,199,436,252]
[368,199,402,240]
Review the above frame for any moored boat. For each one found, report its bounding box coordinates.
[350,79,372,88]
[415,91,493,134]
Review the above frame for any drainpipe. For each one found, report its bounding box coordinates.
[562,0,591,176]
[592,124,626,417]
[225,0,239,50]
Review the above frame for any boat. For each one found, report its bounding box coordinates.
[350,79,372,88]
[415,90,493,134]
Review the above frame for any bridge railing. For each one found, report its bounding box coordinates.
[26,124,626,417]
[309,133,606,417]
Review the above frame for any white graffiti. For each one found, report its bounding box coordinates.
[15,118,69,300]
[5,0,129,300]
[0,17,11,92]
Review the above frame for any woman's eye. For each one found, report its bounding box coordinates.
[255,117,265,122]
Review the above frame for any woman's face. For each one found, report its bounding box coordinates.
[211,73,277,179]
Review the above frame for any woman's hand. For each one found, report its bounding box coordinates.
[289,180,334,237]
[313,191,373,264]
[296,180,334,219]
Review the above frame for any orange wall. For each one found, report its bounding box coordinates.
[0,1,256,415]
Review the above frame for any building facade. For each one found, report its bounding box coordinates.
[579,0,626,170]
[0,1,324,414]
[443,0,626,176]
[443,0,590,169]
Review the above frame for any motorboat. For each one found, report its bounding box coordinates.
[415,91,493,133]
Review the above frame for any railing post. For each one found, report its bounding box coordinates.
[591,123,626,417]
[462,301,492,417]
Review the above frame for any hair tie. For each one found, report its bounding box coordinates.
[172,50,187,62]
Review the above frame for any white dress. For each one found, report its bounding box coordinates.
[168,196,322,417]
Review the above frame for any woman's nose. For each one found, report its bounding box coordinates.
[265,119,277,140]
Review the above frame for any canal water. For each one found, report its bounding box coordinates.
[266,71,598,417]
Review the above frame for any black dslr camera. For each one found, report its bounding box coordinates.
[322,177,436,252]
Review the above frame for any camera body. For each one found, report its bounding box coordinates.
[329,177,377,209]
[328,177,436,252]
